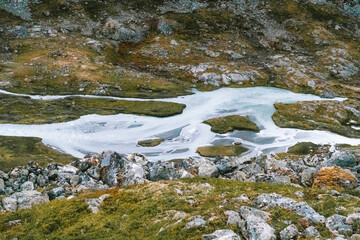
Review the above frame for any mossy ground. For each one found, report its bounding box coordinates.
[196,144,248,157]
[287,142,323,155]
[0,94,186,124]
[138,138,165,147]
[1,178,359,239]
[272,99,360,138]
[203,115,260,134]
[0,136,76,172]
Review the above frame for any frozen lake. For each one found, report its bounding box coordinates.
[1,87,360,160]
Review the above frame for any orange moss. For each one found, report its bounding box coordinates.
[313,166,357,188]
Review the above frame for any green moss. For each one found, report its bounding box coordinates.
[0,136,76,172]
[287,142,322,155]
[196,144,248,157]
[203,115,260,134]
[0,94,186,124]
[138,138,165,147]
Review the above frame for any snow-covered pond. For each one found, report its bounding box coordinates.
[1,87,360,160]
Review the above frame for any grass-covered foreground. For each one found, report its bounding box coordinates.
[1,178,359,240]
[0,136,76,172]
[0,94,186,124]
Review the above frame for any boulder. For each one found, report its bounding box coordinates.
[224,210,241,225]
[202,229,241,240]
[324,151,357,168]
[11,190,42,209]
[252,193,325,224]
[303,226,320,238]
[20,181,34,191]
[326,214,353,236]
[184,215,206,229]
[301,168,318,187]
[280,224,299,240]
[48,187,64,200]
[2,197,17,212]
[238,206,276,240]
[346,213,360,225]
[0,178,5,195]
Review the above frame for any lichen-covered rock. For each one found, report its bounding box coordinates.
[326,214,353,236]
[238,206,276,240]
[303,226,320,238]
[280,224,299,240]
[2,197,17,212]
[48,187,64,200]
[224,210,241,225]
[202,229,241,240]
[313,166,358,189]
[252,193,325,223]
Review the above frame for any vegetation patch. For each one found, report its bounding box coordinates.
[0,136,76,172]
[196,144,248,157]
[0,94,186,124]
[138,138,165,147]
[203,115,260,134]
[287,142,322,155]
[272,99,360,138]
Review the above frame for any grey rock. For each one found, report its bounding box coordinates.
[238,206,276,240]
[202,229,241,240]
[324,151,357,168]
[233,194,250,203]
[195,158,219,178]
[253,193,325,223]
[85,194,110,213]
[346,213,360,225]
[48,187,64,200]
[294,191,305,198]
[2,197,17,212]
[0,178,5,195]
[224,210,241,225]
[301,168,317,187]
[184,215,206,229]
[0,170,9,180]
[20,181,34,191]
[351,234,360,240]
[7,219,22,227]
[303,226,320,238]
[280,224,298,240]
[158,20,173,36]
[11,190,42,209]
[326,214,353,236]
[70,175,81,186]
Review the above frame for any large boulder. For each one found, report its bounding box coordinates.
[323,151,357,169]
[10,190,45,209]
[252,193,325,224]
[238,206,276,240]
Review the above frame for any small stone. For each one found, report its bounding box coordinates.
[184,215,206,229]
[295,191,305,198]
[351,234,360,240]
[346,213,360,225]
[70,175,81,186]
[233,194,250,203]
[7,219,22,227]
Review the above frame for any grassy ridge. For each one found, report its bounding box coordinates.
[1,178,359,239]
